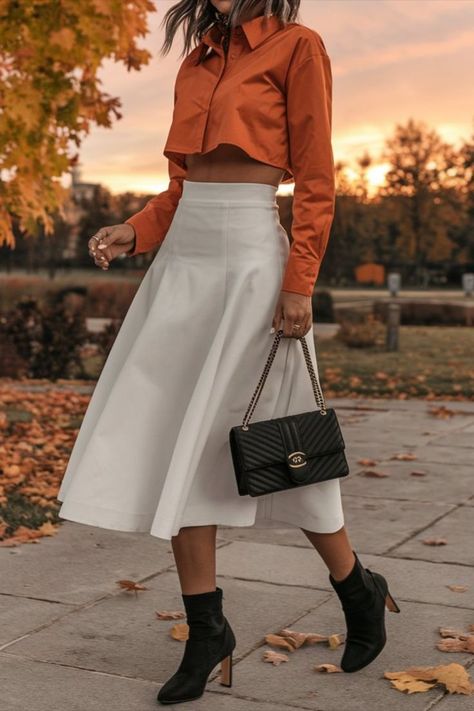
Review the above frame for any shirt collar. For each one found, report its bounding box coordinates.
[200,13,284,53]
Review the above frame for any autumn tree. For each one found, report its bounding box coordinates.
[379,118,462,282]
[447,129,474,262]
[0,0,156,249]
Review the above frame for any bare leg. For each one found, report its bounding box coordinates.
[301,524,356,581]
[171,524,217,594]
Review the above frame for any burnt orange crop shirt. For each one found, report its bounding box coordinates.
[125,13,336,297]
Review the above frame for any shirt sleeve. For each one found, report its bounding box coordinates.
[281,50,336,296]
[124,157,186,257]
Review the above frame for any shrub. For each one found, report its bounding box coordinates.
[311,289,335,322]
[85,281,138,319]
[373,300,473,326]
[92,318,122,357]
[336,314,385,348]
[0,293,90,380]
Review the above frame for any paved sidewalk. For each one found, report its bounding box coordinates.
[1,398,473,711]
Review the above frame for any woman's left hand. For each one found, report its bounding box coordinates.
[272,290,313,338]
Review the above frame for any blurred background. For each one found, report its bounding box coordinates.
[0,0,473,470]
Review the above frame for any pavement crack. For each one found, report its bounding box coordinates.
[382,503,463,555]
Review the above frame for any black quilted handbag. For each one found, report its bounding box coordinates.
[229,329,349,497]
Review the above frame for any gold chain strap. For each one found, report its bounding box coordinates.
[241,329,327,430]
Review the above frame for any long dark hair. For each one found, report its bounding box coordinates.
[159,0,302,59]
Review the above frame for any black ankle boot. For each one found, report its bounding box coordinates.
[329,550,400,673]
[156,586,236,705]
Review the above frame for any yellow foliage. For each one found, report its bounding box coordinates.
[0,0,156,248]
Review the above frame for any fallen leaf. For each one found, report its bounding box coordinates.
[360,469,390,478]
[357,458,378,466]
[155,610,186,620]
[439,627,471,639]
[403,662,474,694]
[262,650,289,665]
[37,521,58,536]
[170,622,189,641]
[422,538,447,546]
[410,470,428,477]
[264,634,296,652]
[116,579,149,595]
[327,633,344,649]
[384,671,436,693]
[314,663,343,673]
[428,406,457,419]
[391,452,417,461]
[437,637,474,654]
[446,585,468,593]
[278,628,330,647]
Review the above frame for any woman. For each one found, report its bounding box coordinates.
[57,0,400,705]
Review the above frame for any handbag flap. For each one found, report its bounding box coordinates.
[232,408,345,473]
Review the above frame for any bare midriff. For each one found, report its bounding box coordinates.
[184,143,285,187]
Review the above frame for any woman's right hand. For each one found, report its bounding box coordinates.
[88,224,136,270]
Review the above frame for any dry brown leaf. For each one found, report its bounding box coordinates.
[446,585,468,593]
[390,452,417,461]
[401,662,474,694]
[384,671,436,693]
[422,537,447,546]
[428,406,457,419]
[116,579,149,594]
[278,628,329,647]
[277,631,306,649]
[410,470,428,477]
[314,663,343,673]
[439,627,471,639]
[357,458,378,467]
[37,521,58,537]
[327,633,344,649]
[170,623,189,641]
[155,610,186,620]
[262,650,289,665]
[264,634,296,652]
[437,637,474,654]
[360,469,390,478]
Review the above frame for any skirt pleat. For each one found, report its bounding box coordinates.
[57,180,345,540]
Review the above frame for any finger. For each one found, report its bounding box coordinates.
[272,303,283,332]
[90,227,114,257]
[90,246,109,268]
[301,312,312,338]
[91,246,109,269]
[88,227,109,251]
[282,312,295,338]
[89,235,111,268]
[290,314,306,339]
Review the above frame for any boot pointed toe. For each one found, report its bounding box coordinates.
[156,586,236,705]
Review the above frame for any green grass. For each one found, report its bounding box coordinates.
[318,326,474,399]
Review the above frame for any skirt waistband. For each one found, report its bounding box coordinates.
[181,179,278,204]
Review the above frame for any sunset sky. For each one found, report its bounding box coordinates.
[74,0,474,197]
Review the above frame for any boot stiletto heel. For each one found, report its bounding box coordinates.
[220,652,233,687]
[156,586,236,705]
[329,550,401,673]
[385,591,401,613]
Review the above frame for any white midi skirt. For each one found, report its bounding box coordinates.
[57,180,345,540]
